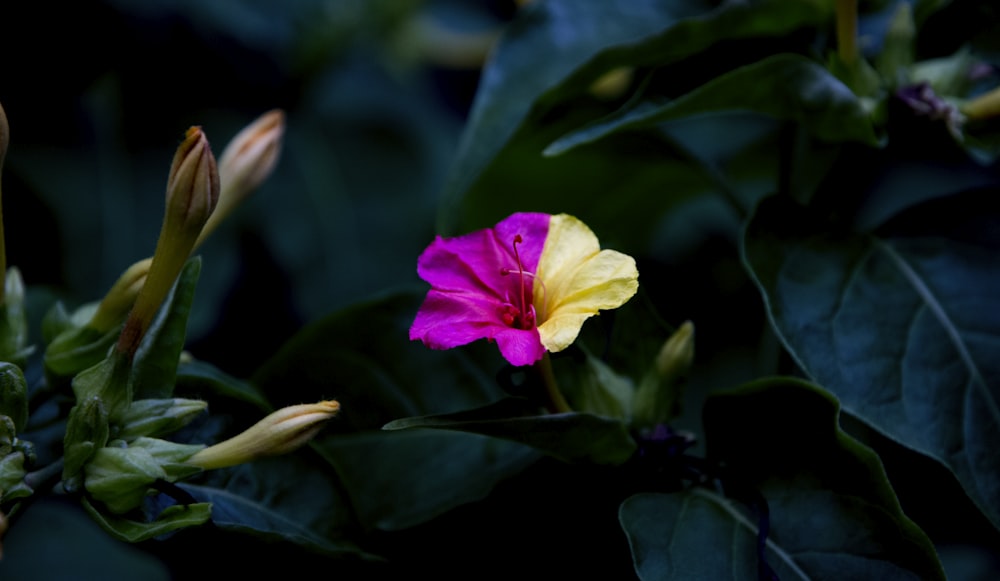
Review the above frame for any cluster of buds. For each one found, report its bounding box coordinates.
[0,102,340,535]
[83,400,340,514]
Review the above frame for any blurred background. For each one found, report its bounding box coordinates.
[0,0,517,377]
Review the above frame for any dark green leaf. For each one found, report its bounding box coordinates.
[545,54,880,157]
[81,497,211,543]
[620,378,945,580]
[175,453,371,557]
[318,429,539,531]
[384,397,637,465]
[743,192,1000,529]
[176,359,270,411]
[439,0,832,232]
[132,258,202,400]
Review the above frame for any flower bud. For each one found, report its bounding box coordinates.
[962,85,1000,121]
[117,398,208,441]
[0,363,27,432]
[117,128,219,356]
[0,267,32,367]
[633,321,694,428]
[196,110,284,248]
[186,400,340,470]
[61,394,111,492]
[654,320,694,380]
[589,67,634,101]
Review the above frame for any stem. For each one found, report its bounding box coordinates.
[23,458,65,492]
[538,353,571,414]
[836,0,858,64]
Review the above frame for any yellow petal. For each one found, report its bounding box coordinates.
[535,214,638,352]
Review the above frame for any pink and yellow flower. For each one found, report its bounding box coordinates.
[410,212,638,366]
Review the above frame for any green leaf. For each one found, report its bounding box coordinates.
[81,497,211,543]
[384,397,637,465]
[439,0,832,233]
[318,429,539,531]
[620,378,945,580]
[176,359,271,411]
[562,351,636,420]
[546,54,880,157]
[174,453,371,557]
[743,192,1000,529]
[132,258,202,400]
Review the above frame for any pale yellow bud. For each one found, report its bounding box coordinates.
[588,67,634,101]
[117,127,219,356]
[962,85,1000,121]
[186,400,340,470]
[89,258,152,333]
[196,109,284,248]
[632,321,695,428]
[656,320,694,379]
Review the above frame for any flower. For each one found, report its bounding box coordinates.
[410,212,638,366]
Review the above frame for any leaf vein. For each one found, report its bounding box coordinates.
[874,240,1000,435]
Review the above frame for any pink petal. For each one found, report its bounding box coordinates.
[494,326,547,366]
[416,213,549,298]
[409,290,504,349]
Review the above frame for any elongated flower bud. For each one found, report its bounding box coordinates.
[186,400,340,470]
[633,321,695,428]
[962,85,1000,121]
[89,257,152,334]
[654,320,694,380]
[196,109,284,248]
[117,128,219,356]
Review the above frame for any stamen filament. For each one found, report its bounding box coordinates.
[511,235,529,322]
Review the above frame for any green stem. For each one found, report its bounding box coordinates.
[23,458,65,492]
[836,0,858,64]
[538,353,571,414]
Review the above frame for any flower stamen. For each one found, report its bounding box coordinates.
[499,234,539,329]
